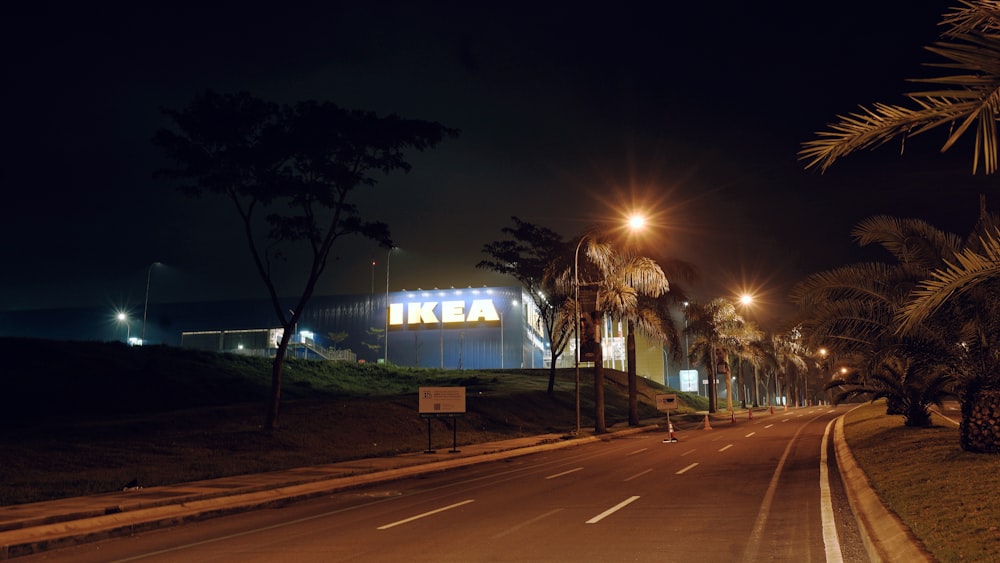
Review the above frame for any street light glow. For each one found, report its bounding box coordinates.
[740,294,753,306]
[627,214,646,231]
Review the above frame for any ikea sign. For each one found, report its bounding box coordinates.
[388,298,500,327]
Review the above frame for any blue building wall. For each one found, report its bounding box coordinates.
[0,286,548,370]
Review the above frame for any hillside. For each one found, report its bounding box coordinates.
[0,338,701,505]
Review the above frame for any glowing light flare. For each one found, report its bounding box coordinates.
[627,213,647,231]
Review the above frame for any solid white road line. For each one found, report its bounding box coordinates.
[741,418,811,561]
[820,419,844,562]
[586,496,641,524]
[377,500,475,530]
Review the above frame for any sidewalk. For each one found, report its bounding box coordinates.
[0,409,927,561]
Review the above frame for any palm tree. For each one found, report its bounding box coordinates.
[771,328,809,407]
[896,202,1000,451]
[685,298,746,413]
[801,1,1000,174]
[556,236,670,430]
[824,355,955,427]
[793,215,964,420]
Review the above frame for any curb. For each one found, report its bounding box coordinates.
[833,415,935,563]
[0,425,657,559]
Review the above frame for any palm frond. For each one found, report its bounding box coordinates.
[897,229,1000,332]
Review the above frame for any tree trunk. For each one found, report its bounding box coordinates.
[547,362,556,396]
[265,329,292,432]
[752,366,760,407]
[961,388,1000,453]
[593,312,606,433]
[627,320,638,426]
[724,359,734,412]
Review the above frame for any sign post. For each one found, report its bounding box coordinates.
[419,387,467,453]
[655,393,679,443]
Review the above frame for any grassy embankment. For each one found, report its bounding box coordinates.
[842,401,1000,562]
[0,337,700,506]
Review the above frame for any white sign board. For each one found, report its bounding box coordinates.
[655,393,679,412]
[419,387,467,415]
[679,369,699,393]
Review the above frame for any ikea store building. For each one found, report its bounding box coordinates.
[1,285,679,386]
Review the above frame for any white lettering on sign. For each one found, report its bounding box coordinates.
[467,299,500,322]
[441,301,465,323]
[388,299,500,327]
[409,302,439,324]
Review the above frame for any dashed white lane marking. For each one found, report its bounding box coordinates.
[624,468,653,482]
[586,496,641,524]
[676,463,699,475]
[546,467,584,480]
[377,500,475,530]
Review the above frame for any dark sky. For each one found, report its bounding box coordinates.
[3,1,993,328]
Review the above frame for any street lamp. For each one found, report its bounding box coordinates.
[738,293,761,407]
[572,214,648,434]
[573,235,587,435]
[384,246,396,365]
[141,261,160,345]
[117,312,130,342]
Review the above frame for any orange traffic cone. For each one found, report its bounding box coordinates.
[703,414,713,430]
[731,411,736,423]
[748,409,754,421]
[663,422,679,443]
[770,405,774,415]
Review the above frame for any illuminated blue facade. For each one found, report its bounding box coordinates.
[378,286,545,369]
[0,286,549,370]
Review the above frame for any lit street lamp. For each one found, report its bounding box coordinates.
[117,312,130,342]
[738,293,761,407]
[572,213,648,434]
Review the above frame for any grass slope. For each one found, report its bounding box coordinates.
[843,401,1000,562]
[0,338,701,506]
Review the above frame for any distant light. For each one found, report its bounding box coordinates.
[740,294,753,306]
[628,214,647,231]
[127,337,143,346]
[117,312,127,321]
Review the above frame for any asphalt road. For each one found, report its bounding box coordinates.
[22,406,869,562]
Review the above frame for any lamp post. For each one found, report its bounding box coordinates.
[739,293,761,407]
[117,312,130,342]
[141,262,160,345]
[572,213,648,434]
[384,246,395,365]
[573,235,587,436]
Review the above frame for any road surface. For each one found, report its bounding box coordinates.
[23,406,869,562]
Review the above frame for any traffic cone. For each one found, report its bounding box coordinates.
[770,405,774,415]
[703,414,713,430]
[731,411,736,423]
[784,403,788,411]
[663,422,678,443]
[748,409,754,421]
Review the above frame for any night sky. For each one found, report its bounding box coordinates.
[3,1,994,328]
